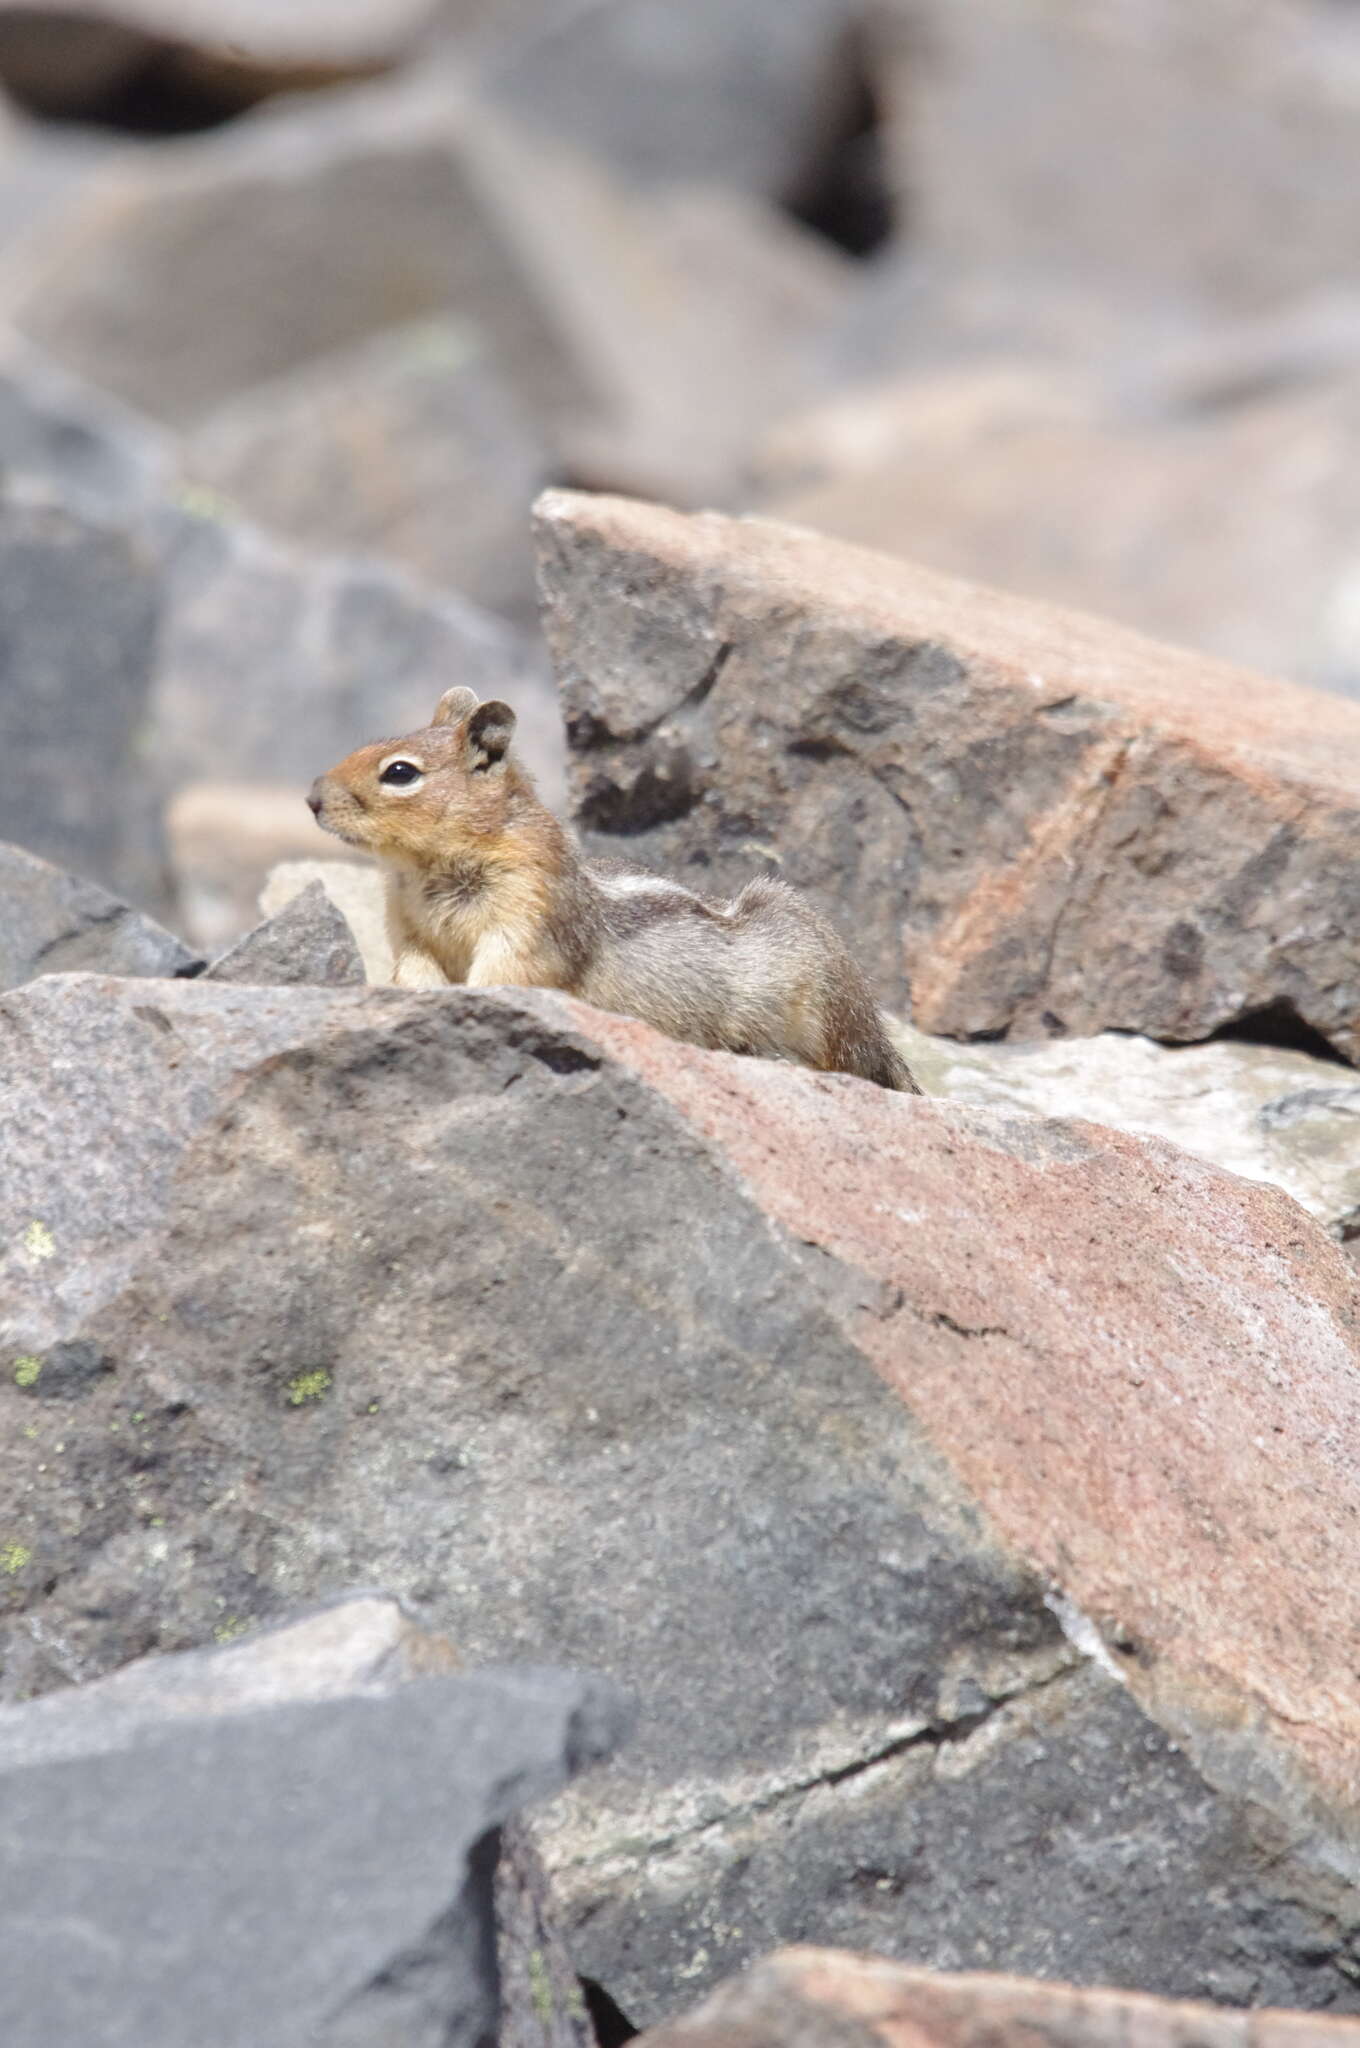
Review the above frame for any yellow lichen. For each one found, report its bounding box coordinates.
[1,1544,31,1576]
[13,1356,41,1388]
[286,1370,332,1407]
[21,1221,54,1263]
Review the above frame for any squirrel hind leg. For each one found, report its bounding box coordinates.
[818,986,922,1094]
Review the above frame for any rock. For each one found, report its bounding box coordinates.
[635,1949,1360,2048]
[760,352,1360,703]
[0,0,449,86]
[535,489,1360,1061]
[184,316,551,622]
[901,1022,1360,1247]
[205,880,365,986]
[483,0,861,199]
[2,974,1359,2022]
[0,839,198,990]
[497,1816,604,2048]
[259,860,391,982]
[2,68,594,430]
[875,0,1360,325]
[0,487,171,916]
[0,329,174,514]
[0,1590,627,2047]
[2,66,846,505]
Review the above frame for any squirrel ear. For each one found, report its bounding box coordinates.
[466,699,516,770]
[432,686,479,728]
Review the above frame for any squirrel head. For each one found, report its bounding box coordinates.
[308,688,524,863]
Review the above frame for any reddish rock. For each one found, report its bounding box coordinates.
[637,1949,1360,2048]
[536,489,1360,1060]
[4,976,1358,2012]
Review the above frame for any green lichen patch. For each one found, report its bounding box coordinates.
[13,1356,41,1388]
[1,1543,31,1576]
[527,1949,554,2027]
[286,1370,332,1407]
[21,1221,54,1263]
[213,1615,249,1644]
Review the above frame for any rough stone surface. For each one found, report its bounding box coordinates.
[637,1950,1360,2048]
[0,487,171,916]
[1,976,1358,2023]
[205,880,365,987]
[0,1590,626,2048]
[184,316,550,621]
[0,838,198,990]
[260,859,391,982]
[535,490,1360,1060]
[900,1022,1360,1246]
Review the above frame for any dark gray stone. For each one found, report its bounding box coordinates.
[0,334,173,514]
[0,489,171,916]
[0,1592,627,2048]
[0,838,198,990]
[0,974,1357,2025]
[206,880,365,987]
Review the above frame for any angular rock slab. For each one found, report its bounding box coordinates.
[0,488,171,915]
[535,490,1360,1059]
[206,879,364,986]
[637,1949,1360,2048]
[1,977,1358,2021]
[0,838,198,990]
[0,1591,626,2048]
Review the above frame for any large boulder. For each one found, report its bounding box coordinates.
[636,1950,1360,2048]
[2,974,1358,2023]
[535,489,1360,1060]
[0,1590,626,2046]
[0,487,172,916]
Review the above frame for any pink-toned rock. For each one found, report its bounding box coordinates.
[536,489,1360,1060]
[637,1949,1360,2048]
[3,974,1359,2014]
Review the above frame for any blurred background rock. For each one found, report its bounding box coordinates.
[1,0,1359,940]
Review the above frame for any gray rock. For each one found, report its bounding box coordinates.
[0,1591,627,2048]
[875,0,1360,326]
[0,487,171,916]
[0,329,173,514]
[0,838,198,990]
[206,880,365,987]
[184,316,551,623]
[483,0,859,198]
[1,974,1358,2025]
[900,1022,1360,1245]
[150,493,556,798]
[1,67,598,429]
[535,489,1360,1062]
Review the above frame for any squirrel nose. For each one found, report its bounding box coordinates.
[307,779,325,819]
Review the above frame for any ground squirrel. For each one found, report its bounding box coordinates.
[308,687,919,1092]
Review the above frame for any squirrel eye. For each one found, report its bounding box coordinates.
[380,760,421,787]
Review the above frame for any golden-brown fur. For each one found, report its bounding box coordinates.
[308,687,919,1091]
